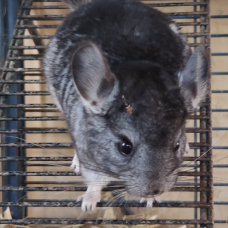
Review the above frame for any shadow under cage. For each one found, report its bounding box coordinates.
[3,0,228,227]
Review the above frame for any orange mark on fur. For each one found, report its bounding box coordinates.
[122,95,133,115]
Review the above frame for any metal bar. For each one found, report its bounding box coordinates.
[16,25,59,28]
[2,90,225,95]
[12,33,213,39]
[212,109,228,112]
[15,182,228,186]
[0,91,49,95]
[215,221,228,223]
[0,219,212,225]
[193,2,199,223]
[0,117,64,121]
[24,201,228,205]
[17,12,208,20]
[24,181,84,184]
[211,15,228,18]
[1,128,221,134]
[1,68,43,72]
[199,1,213,227]
[0,104,56,108]
[1,91,50,95]
[0,114,212,120]
[0,0,7,68]
[0,186,210,191]
[0,128,68,133]
[21,3,210,9]
[0,157,73,161]
[211,34,228,37]
[0,143,219,149]
[5,44,209,51]
[180,183,228,187]
[0,142,211,148]
[21,5,68,9]
[211,53,228,56]
[148,3,209,7]
[22,72,43,75]
[0,156,210,162]
[0,143,73,148]
[15,22,207,29]
[7,57,43,60]
[212,90,228,93]
[0,201,211,208]
[30,0,207,3]
[25,163,70,166]
[177,22,208,26]
[18,15,66,20]
[7,44,208,50]
[187,115,210,120]
[206,16,212,202]
[0,80,46,84]
[212,128,228,130]
[14,35,52,39]
[24,108,59,112]
[0,171,211,177]
[10,46,45,49]
[24,163,228,168]
[213,147,228,149]
[212,72,228,75]
[32,0,61,1]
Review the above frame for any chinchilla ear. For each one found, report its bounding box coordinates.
[71,41,118,114]
[178,46,209,112]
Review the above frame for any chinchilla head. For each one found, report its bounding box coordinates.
[71,41,209,198]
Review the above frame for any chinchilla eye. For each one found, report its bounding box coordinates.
[119,138,133,155]
[174,142,180,152]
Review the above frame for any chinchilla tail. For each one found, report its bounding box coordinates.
[61,0,92,11]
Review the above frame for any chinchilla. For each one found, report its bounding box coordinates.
[43,0,209,212]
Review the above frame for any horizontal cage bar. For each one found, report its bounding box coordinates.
[0,142,211,147]
[0,156,211,162]
[0,201,211,208]
[0,171,211,177]
[0,219,212,225]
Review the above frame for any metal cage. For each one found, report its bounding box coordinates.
[0,0,227,227]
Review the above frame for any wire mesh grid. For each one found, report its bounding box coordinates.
[1,0,226,227]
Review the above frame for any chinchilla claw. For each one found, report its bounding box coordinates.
[154,196,161,203]
[140,198,146,203]
[70,153,80,174]
[140,196,161,208]
[77,189,101,212]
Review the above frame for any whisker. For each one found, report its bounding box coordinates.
[177,131,228,173]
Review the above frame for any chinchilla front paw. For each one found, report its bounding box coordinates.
[77,186,101,212]
[140,196,160,208]
[70,153,80,174]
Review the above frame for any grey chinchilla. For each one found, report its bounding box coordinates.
[44,0,209,211]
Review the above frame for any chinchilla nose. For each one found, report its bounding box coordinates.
[145,182,163,196]
[153,189,160,195]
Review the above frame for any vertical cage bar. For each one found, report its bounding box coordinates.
[193,1,198,226]
[199,0,213,228]
[0,0,7,69]
[205,0,213,226]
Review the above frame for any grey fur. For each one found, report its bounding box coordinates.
[44,0,209,211]
[61,0,92,11]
